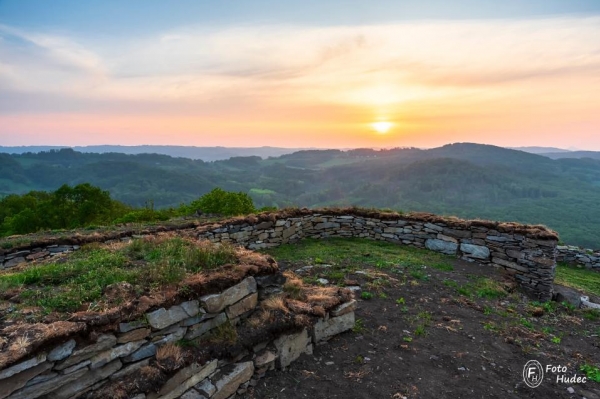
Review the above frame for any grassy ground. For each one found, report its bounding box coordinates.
[0,237,236,314]
[555,262,600,297]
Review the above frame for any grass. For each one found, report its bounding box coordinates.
[263,237,454,273]
[456,278,508,299]
[0,236,237,313]
[581,364,600,383]
[555,262,600,297]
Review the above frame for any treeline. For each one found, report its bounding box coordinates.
[0,185,261,236]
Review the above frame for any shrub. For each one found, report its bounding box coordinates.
[188,188,256,216]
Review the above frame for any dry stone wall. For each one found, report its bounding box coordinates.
[556,245,600,271]
[0,275,356,399]
[196,210,558,301]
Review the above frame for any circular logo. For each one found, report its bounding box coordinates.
[523,360,544,388]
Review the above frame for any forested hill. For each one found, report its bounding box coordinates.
[2,143,600,247]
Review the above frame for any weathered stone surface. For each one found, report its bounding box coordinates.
[200,277,257,313]
[6,367,88,399]
[314,222,340,230]
[3,257,26,269]
[0,361,53,398]
[437,234,458,243]
[123,343,157,363]
[273,329,311,369]
[50,359,123,399]
[226,293,258,319]
[25,372,58,387]
[55,334,117,370]
[89,340,145,369]
[47,339,76,362]
[180,300,201,317]
[460,243,490,259]
[149,360,217,399]
[118,328,150,344]
[254,350,277,368]
[195,378,216,397]
[180,390,207,399]
[492,257,529,272]
[110,359,150,380]
[425,239,458,255]
[0,355,47,381]
[212,361,254,399]
[553,285,582,308]
[119,319,148,333]
[146,305,189,330]
[312,312,355,342]
[185,313,227,340]
[331,299,357,317]
[61,360,90,374]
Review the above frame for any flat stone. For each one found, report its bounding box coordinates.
[153,327,187,346]
[180,300,201,317]
[492,257,529,272]
[437,234,458,244]
[226,293,258,319]
[119,319,148,333]
[146,305,189,330]
[460,243,490,259]
[118,328,150,344]
[553,285,582,308]
[3,257,26,269]
[61,360,90,374]
[195,378,217,397]
[25,372,58,387]
[254,350,277,368]
[185,313,227,340]
[312,312,355,342]
[273,329,311,369]
[425,239,458,255]
[50,359,123,399]
[47,339,76,362]
[55,334,116,370]
[0,361,53,398]
[255,274,286,288]
[331,300,357,317]
[181,312,215,327]
[0,354,47,380]
[123,343,157,363]
[212,361,255,399]
[148,360,217,399]
[200,277,257,313]
[110,359,150,380]
[180,390,207,399]
[314,222,340,230]
[89,340,146,369]
[6,367,88,399]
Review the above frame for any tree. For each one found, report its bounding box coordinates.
[189,188,255,216]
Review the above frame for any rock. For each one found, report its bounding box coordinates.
[149,360,217,399]
[254,350,277,368]
[553,285,582,308]
[460,243,490,259]
[185,313,227,340]
[425,239,458,255]
[581,296,600,309]
[180,300,201,317]
[0,355,47,381]
[3,257,26,269]
[55,334,116,370]
[109,359,150,380]
[255,274,286,288]
[195,378,217,397]
[6,367,88,399]
[89,340,146,369]
[200,277,257,313]
[47,340,76,362]
[180,390,207,399]
[119,319,148,333]
[212,361,255,399]
[226,293,258,319]
[50,359,123,399]
[154,360,218,398]
[273,329,311,369]
[312,312,355,342]
[122,343,157,363]
[146,305,189,330]
[117,328,150,344]
[25,372,58,386]
[331,300,357,317]
[317,278,329,285]
[314,222,340,230]
[0,361,53,398]
[61,360,91,374]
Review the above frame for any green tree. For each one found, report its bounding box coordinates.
[189,188,255,216]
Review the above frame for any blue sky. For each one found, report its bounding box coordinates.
[1,1,600,148]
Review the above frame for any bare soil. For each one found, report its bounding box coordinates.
[250,259,600,399]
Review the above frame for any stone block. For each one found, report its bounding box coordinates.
[312,312,355,342]
[273,329,311,369]
[460,243,490,259]
[330,299,357,317]
[146,305,189,330]
[185,313,227,340]
[89,340,146,369]
[50,360,123,399]
[212,361,254,399]
[0,355,47,381]
[149,360,217,399]
[425,239,458,255]
[226,293,258,319]
[0,361,53,398]
[200,277,257,313]
[118,328,151,344]
[6,367,88,399]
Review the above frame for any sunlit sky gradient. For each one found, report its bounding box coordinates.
[1,0,600,149]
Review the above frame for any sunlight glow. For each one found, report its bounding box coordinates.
[372,121,393,134]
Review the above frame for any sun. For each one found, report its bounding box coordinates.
[372,121,393,134]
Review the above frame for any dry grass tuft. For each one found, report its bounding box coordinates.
[247,309,273,328]
[262,295,289,313]
[156,343,184,372]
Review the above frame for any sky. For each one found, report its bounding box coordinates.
[1,0,600,149]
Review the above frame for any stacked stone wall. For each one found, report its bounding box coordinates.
[557,245,600,271]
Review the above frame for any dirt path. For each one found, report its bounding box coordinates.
[249,259,600,399]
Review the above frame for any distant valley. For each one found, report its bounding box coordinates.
[2,143,600,248]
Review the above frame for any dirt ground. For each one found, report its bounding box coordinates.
[249,258,600,399]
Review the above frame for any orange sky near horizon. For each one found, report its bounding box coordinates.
[1,18,600,149]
